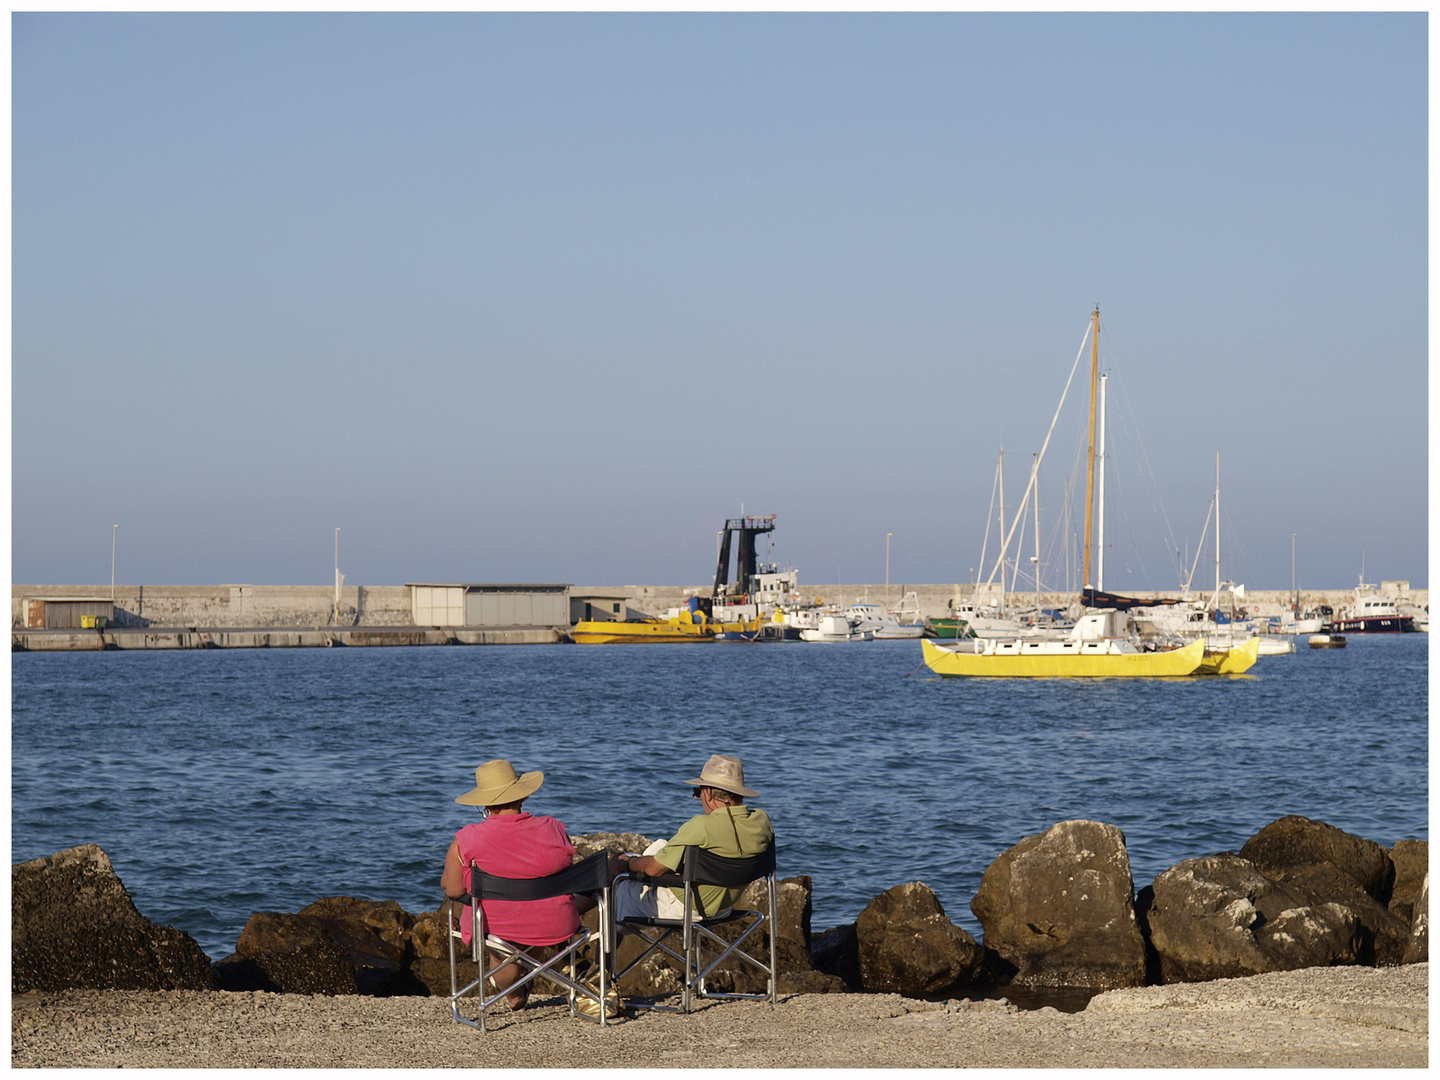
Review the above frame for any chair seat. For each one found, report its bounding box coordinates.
[617,907,738,927]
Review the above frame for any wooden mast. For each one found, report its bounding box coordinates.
[1082,306,1099,592]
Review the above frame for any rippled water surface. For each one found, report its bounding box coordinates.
[11,635,1428,961]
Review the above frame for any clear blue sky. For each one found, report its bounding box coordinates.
[12,12,1428,591]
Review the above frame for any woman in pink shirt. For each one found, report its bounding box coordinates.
[441,759,580,1011]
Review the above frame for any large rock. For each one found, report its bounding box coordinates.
[1402,873,1427,964]
[1239,816,1395,904]
[970,820,1146,990]
[1262,861,1412,966]
[855,882,984,996]
[810,923,861,989]
[12,844,214,993]
[1387,839,1429,925]
[1139,854,1364,983]
[571,832,654,860]
[218,899,421,996]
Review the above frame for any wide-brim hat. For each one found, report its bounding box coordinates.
[685,753,758,798]
[456,759,544,807]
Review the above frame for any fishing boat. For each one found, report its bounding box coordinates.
[572,513,778,644]
[1326,580,1416,634]
[844,603,923,639]
[571,608,763,645]
[922,611,1208,678]
[801,614,873,643]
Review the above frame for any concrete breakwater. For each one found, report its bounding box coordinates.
[12,581,1426,651]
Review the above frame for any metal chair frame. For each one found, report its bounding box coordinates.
[446,848,615,1032]
[610,842,778,1013]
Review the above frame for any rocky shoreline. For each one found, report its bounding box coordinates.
[12,814,1428,1066]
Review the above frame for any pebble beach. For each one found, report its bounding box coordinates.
[12,963,1427,1069]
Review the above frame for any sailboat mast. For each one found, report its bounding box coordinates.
[1097,371,1108,593]
[1032,452,1041,597]
[997,449,1007,600]
[1214,452,1221,594]
[1082,307,1099,591]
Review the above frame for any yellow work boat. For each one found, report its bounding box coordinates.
[921,633,1207,679]
[571,612,763,645]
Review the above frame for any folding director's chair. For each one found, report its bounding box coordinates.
[609,841,778,1013]
[447,848,615,1031]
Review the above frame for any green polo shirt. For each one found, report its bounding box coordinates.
[655,804,774,916]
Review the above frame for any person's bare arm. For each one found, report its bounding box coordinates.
[621,853,670,878]
[440,840,467,900]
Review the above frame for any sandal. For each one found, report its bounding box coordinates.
[485,975,530,1012]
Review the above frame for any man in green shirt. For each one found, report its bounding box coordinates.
[614,754,774,919]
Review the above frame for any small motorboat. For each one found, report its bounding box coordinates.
[800,615,873,643]
[1308,634,1347,649]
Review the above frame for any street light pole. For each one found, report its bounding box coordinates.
[886,533,892,602]
[111,525,118,605]
[334,528,340,624]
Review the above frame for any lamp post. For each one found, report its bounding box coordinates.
[334,528,340,625]
[111,524,118,605]
[886,533,892,602]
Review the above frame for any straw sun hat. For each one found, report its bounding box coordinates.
[455,759,544,807]
[685,753,758,798]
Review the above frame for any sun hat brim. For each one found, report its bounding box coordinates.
[456,769,544,806]
[685,773,758,798]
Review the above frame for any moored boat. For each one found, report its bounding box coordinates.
[800,614,873,643]
[844,603,923,639]
[1194,634,1262,675]
[921,612,1208,678]
[1326,581,1417,634]
[1309,633,1347,649]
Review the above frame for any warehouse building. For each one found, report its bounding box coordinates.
[407,583,570,628]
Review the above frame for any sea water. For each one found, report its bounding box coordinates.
[11,634,1428,962]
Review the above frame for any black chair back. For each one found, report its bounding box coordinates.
[473,849,610,904]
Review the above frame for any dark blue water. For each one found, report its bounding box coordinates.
[11,635,1428,962]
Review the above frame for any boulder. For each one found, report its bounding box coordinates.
[1402,873,1427,965]
[12,844,214,993]
[1239,816,1395,904]
[1262,861,1411,966]
[855,882,984,997]
[571,832,655,861]
[299,897,416,955]
[1139,854,1364,983]
[221,903,419,996]
[1387,839,1429,925]
[970,820,1146,990]
[810,923,861,989]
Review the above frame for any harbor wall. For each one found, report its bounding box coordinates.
[12,581,1427,631]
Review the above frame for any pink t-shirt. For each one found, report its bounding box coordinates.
[455,813,580,946]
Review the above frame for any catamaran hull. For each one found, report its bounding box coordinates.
[1195,635,1261,674]
[921,637,1208,678]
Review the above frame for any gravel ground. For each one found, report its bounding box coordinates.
[12,963,1427,1068]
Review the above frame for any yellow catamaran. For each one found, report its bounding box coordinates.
[922,308,1251,679]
